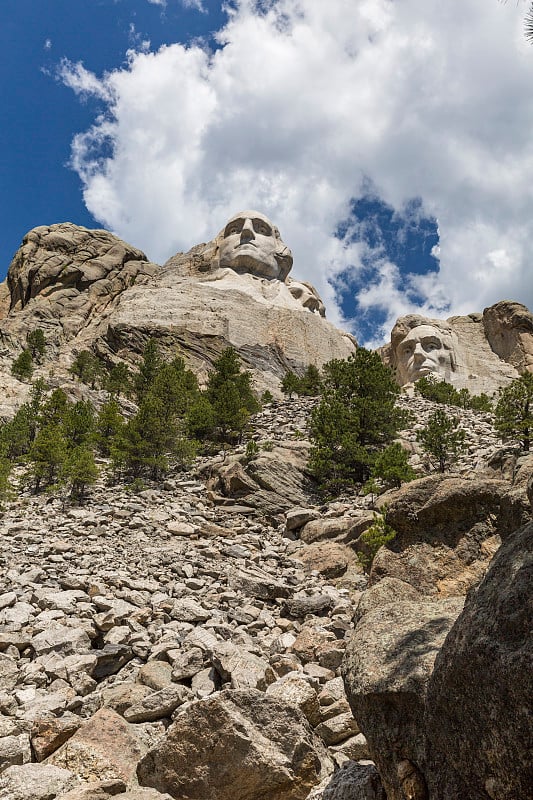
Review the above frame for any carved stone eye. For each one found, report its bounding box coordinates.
[225,221,243,237]
[253,220,272,236]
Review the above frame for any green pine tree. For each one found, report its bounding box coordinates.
[134,338,163,400]
[309,349,407,493]
[186,395,216,440]
[206,348,259,442]
[281,371,301,399]
[62,446,98,502]
[69,351,106,388]
[105,363,132,397]
[27,424,68,492]
[369,442,417,490]
[63,401,96,447]
[26,329,46,362]
[299,364,322,396]
[12,349,34,381]
[0,457,12,508]
[494,372,533,452]
[95,398,125,456]
[357,507,397,573]
[417,408,466,472]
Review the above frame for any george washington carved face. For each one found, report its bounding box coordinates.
[217,211,293,281]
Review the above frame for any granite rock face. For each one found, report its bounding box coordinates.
[385,302,533,393]
[0,218,356,408]
[483,300,533,374]
[425,521,533,800]
[342,597,464,800]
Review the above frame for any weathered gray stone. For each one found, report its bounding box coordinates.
[319,761,386,800]
[0,763,76,800]
[137,688,324,800]
[342,597,463,800]
[123,684,191,723]
[425,521,533,800]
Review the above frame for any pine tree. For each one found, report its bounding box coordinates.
[112,393,190,480]
[370,442,417,490]
[27,329,46,362]
[206,348,259,442]
[95,398,124,456]
[70,351,106,388]
[105,363,132,397]
[39,389,69,428]
[299,364,322,396]
[27,425,68,492]
[357,507,396,573]
[64,401,96,446]
[494,372,533,452]
[417,408,466,472]
[62,446,98,502]
[0,457,12,508]
[12,349,33,381]
[186,395,216,440]
[134,338,163,400]
[281,371,301,399]
[309,349,407,493]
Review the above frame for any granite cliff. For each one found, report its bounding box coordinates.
[0,213,355,415]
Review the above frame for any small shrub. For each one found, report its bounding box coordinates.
[244,440,260,462]
[357,507,396,573]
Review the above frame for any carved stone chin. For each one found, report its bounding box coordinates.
[216,210,293,282]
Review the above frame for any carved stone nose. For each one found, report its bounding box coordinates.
[240,219,255,241]
[413,344,426,361]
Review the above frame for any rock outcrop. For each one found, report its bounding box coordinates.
[424,521,533,800]
[0,214,356,410]
[385,302,533,394]
[342,597,464,800]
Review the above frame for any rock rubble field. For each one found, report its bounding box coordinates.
[0,396,531,800]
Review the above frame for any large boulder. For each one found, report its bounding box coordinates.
[137,688,325,800]
[424,521,533,800]
[47,707,143,785]
[342,597,463,800]
[370,475,529,595]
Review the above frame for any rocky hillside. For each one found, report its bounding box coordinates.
[0,394,531,800]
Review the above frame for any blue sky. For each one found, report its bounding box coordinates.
[1,1,532,345]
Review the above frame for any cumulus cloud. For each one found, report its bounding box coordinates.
[60,0,533,341]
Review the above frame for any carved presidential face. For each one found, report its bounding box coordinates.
[217,211,292,280]
[396,324,454,384]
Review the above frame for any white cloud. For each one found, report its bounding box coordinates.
[60,0,533,342]
[44,38,52,50]
[146,0,206,8]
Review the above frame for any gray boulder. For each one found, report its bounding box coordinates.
[137,688,324,800]
[342,597,463,800]
[425,522,533,799]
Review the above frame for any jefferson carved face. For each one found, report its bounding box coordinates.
[396,324,454,384]
[217,211,292,280]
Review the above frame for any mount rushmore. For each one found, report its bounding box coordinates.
[0,209,532,409]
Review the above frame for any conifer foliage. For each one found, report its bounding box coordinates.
[494,372,533,452]
[417,408,466,473]
[308,349,409,494]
